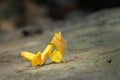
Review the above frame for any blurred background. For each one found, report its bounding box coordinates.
[1,0,120,43]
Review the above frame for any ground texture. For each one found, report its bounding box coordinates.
[0,8,120,80]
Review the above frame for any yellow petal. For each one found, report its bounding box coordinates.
[41,43,54,64]
[50,50,63,63]
[55,32,67,47]
[54,37,65,54]
[32,51,42,66]
[51,32,66,55]
[20,51,35,61]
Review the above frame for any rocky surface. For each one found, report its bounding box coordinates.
[0,8,120,80]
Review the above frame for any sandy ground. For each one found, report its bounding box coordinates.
[0,8,120,80]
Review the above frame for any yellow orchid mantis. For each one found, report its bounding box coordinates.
[20,32,66,66]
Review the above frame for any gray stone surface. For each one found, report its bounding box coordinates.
[0,8,120,80]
